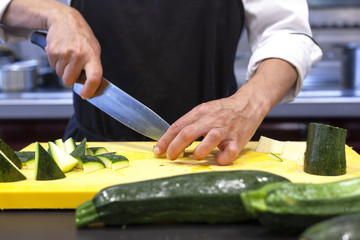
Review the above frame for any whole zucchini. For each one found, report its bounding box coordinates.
[300,212,360,240]
[240,177,360,233]
[75,170,289,227]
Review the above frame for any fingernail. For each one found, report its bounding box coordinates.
[81,94,89,100]
[153,145,161,155]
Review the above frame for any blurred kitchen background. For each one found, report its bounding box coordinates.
[1,0,360,152]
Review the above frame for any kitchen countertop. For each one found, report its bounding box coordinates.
[268,89,360,118]
[0,210,297,240]
[0,89,73,119]
[0,88,360,119]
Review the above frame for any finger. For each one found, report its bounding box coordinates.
[166,124,204,160]
[214,141,241,166]
[61,59,84,86]
[45,44,59,70]
[154,122,182,156]
[154,113,196,156]
[80,59,103,99]
[54,58,66,77]
[193,128,224,160]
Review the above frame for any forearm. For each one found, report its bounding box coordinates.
[1,0,75,31]
[233,58,298,117]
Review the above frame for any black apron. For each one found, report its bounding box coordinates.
[64,0,245,141]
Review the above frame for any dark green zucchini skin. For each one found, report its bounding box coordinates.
[300,213,360,240]
[241,177,360,233]
[75,170,290,227]
[304,122,347,176]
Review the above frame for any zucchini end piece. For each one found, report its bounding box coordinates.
[75,200,101,227]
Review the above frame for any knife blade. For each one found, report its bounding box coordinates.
[31,31,170,140]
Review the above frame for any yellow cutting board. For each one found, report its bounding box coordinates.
[1,141,360,209]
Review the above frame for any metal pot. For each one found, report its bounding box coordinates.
[0,60,39,92]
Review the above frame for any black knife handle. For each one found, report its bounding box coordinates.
[31,31,47,50]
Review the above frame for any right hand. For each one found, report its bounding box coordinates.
[45,6,102,99]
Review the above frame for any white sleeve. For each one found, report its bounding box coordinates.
[243,0,323,103]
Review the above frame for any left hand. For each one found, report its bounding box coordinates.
[153,88,269,166]
[153,58,298,165]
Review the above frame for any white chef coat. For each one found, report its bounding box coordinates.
[0,0,323,102]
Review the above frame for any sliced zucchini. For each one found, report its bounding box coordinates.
[280,141,307,165]
[96,152,129,170]
[54,138,66,151]
[0,139,22,169]
[96,152,116,168]
[111,155,129,171]
[48,142,79,173]
[255,136,285,154]
[15,151,36,169]
[89,147,108,156]
[304,123,347,176]
[81,155,105,173]
[34,142,65,181]
[64,137,76,154]
[86,148,95,156]
[0,151,26,182]
[70,138,87,169]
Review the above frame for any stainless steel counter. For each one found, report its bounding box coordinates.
[0,90,73,119]
[268,90,360,118]
[0,89,360,120]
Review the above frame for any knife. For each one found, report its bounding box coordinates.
[31,31,170,141]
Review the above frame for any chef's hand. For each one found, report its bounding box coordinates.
[154,58,298,165]
[2,0,102,99]
[45,6,102,99]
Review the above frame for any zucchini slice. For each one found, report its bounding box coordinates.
[48,142,79,173]
[96,152,129,170]
[0,139,22,169]
[70,138,87,169]
[81,155,105,174]
[34,142,65,181]
[54,138,66,151]
[304,123,347,176]
[255,136,285,154]
[15,151,36,169]
[111,155,129,171]
[96,152,116,168]
[0,151,26,182]
[88,147,108,156]
[64,137,76,154]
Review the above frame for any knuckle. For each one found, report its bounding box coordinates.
[193,150,207,160]
[227,145,240,158]
[180,126,196,142]
[196,102,211,114]
[208,129,224,141]
[168,122,181,136]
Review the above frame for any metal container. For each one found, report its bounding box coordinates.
[342,43,360,90]
[0,60,39,92]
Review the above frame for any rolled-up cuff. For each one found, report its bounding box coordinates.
[246,33,323,103]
